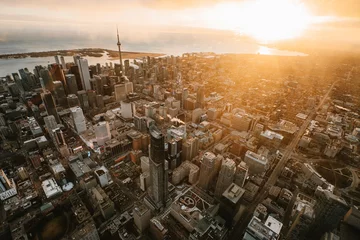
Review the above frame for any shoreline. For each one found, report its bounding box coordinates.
[0,48,165,60]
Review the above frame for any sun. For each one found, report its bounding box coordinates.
[205,0,312,43]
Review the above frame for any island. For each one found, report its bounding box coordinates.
[0,48,164,60]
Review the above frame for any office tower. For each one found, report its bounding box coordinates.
[70,106,86,134]
[96,95,104,109]
[77,90,89,111]
[196,84,205,108]
[310,188,349,239]
[198,152,217,190]
[94,75,103,95]
[182,137,199,162]
[116,27,124,74]
[166,137,182,170]
[41,91,60,123]
[114,84,126,101]
[65,74,78,94]
[219,183,245,227]
[60,56,66,69]
[147,125,168,210]
[53,81,67,107]
[12,73,25,93]
[67,94,80,108]
[70,221,100,240]
[125,81,133,94]
[234,161,248,187]
[69,65,83,91]
[244,216,282,240]
[44,115,57,132]
[50,64,65,85]
[18,68,32,91]
[39,69,54,91]
[54,55,60,65]
[53,128,66,146]
[215,158,236,197]
[124,59,130,76]
[287,194,316,240]
[133,203,151,233]
[94,121,111,146]
[87,90,96,108]
[75,57,91,90]
[244,150,268,174]
[232,113,252,132]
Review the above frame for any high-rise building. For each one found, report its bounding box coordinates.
[70,106,86,134]
[232,113,252,132]
[234,161,248,187]
[310,188,349,239]
[133,203,151,233]
[40,69,54,92]
[67,94,80,108]
[121,100,134,119]
[146,125,169,210]
[44,115,58,132]
[77,90,90,111]
[182,137,199,162]
[215,158,236,197]
[198,152,217,191]
[41,91,60,123]
[65,74,78,94]
[244,150,268,174]
[114,84,126,101]
[94,121,111,146]
[166,137,182,169]
[77,57,91,91]
[196,84,205,108]
[53,81,67,107]
[60,56,66,69]
[287,193,316,240]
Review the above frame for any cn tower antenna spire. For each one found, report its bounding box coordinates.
[116,25,123,75]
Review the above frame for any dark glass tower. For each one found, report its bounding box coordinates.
[41,91,60,123]
[148,125,168,209]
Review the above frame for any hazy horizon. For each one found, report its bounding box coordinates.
[1,0,360,55]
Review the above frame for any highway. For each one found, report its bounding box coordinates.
[229,68,353,239]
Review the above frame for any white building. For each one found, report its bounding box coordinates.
[244,150,268,174]
[71,106,86,134]
[41,178,62,199]
[121,101,134,119]
[114,84,126,101]
[94,121,111,146]
[75,57,91,90]
[94,166,113,187]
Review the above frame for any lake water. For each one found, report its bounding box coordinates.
[0,37,307,77]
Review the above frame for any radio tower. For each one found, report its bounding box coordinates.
[116,26,124,75]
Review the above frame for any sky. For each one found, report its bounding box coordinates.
[0,0,359,53]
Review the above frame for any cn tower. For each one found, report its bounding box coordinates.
[116,26,124,75]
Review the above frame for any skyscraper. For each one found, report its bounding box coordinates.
[234,161,248,187]
[114,84,127,101]
[198,152,217,191]
[44,115,58,132]
[147,125,168,210]
[77,57,91,91]
[41,91,60,123]
[70,106,86,134]
[40,69,54,92]
[65,74,79,95]
[310,188,349,239]
[94,121,111,146]
[214,158,236,197]
[53,81,67,107]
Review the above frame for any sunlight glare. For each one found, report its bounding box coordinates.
[206,0,312,43]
